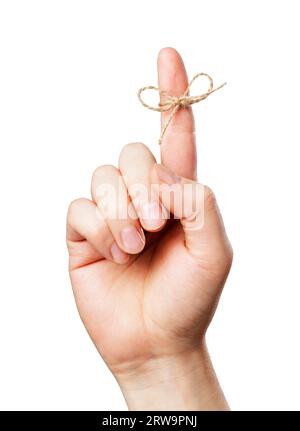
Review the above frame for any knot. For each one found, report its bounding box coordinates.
[167,95,192,107]
[137,72,226,145]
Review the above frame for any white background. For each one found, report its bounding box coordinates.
[0,0,300,411]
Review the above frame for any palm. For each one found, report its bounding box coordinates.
[69,218,227,370]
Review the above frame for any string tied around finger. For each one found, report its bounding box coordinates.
[137,73,226,145]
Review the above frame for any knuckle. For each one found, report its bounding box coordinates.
[227,242,234,267]
[91,164,120,203]
[122,141,148,153]
[67,198,86,218]
[217,244,234,279]
[92,164,117,182]
[204,185,217,210]
[222,240,234,273]
[221,246,234,279]
[119,142,149,164]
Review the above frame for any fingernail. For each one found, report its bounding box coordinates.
[120,225,145,253]
[140,201,164,230]
[110,242,130,264]
[155,164,181,185]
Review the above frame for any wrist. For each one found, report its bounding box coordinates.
[113,342,229,411]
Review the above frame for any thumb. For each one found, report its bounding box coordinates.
[151,164,232,264]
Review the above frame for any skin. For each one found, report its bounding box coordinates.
[66,48,233,410]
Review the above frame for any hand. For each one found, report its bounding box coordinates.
[67,48,233,410]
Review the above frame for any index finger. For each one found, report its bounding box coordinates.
[157,47,197,180]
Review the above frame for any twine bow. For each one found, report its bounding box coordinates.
[138,73,226,145]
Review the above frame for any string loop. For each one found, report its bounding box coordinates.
[138,73,226,145]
